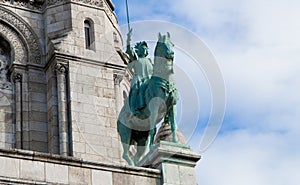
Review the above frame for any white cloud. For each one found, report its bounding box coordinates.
[196,130,300,185]
[168,1,300,184]
[113,0,300,184]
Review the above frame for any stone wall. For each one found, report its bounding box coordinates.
[25,68,48,152]
[0,5,47,152]
[0,0,127,157]
[0,2,201,185]
[0,149,161,185]
[69,61,123,163]
[0,91,13,148]
[42,0,127,163]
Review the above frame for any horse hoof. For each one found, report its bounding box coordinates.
[123,154,134,166]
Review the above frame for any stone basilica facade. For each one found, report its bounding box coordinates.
[0,0,200,184]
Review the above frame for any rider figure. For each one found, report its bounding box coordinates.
[126,29,153,114]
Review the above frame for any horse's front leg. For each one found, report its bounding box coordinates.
[148,97,163,148]
[117,120,134,166]
[169,105,178,143]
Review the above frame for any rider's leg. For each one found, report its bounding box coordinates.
[129,88,139,114]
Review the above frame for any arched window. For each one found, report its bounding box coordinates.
[84,19,95,50]
[0,37,11,83]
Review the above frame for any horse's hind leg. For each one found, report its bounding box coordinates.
[121,143,134,166]
[134,138,148,166]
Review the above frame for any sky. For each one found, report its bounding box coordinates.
[112,0,300,184]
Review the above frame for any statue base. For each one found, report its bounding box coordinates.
[139,141,201,185]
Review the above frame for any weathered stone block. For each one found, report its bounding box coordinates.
[134,176,159,185]
[29,111,47,122]
[30,131,48,142]
[30,122,47,132]
[83,103,96,113]
[162,163,180,184]
[179,165,197,185]
[48,21,65,33]
[29,83,47,94]
[0,157,20,178]
[84,124,104,135]
[85,144,107,156]
[92,170,112,185]
[105,107,116,117]
[106,147,120,159]
[103,88,114,98]
[20,160,45,181]
[73,142,86,153]
[45,163,69,184]
[31,102,47,112]
[112,173,135,185]
[68,166,91,185]
[30,92,47,102]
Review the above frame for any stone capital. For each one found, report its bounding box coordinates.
[13,72,23,83]
[55,63,68,74]
[113,74,123,85]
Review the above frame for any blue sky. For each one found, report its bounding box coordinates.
[112,0,300,184]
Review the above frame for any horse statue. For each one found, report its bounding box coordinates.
[117,32,178,166]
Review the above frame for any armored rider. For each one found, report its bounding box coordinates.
[126,29,153,114]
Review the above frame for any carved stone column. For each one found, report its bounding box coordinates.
[55,63,69,156]
[113,74,123,114]
[13,72,22,149]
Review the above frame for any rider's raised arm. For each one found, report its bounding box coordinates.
[125,28,137,62]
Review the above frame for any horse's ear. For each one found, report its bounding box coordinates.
[167,32,170,39]
[158,32,162,41]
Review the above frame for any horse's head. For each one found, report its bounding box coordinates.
[154,32,174,61]
[153,33,175,78]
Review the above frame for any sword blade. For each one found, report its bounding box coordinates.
[125,0,131,31]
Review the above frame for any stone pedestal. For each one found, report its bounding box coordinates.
[139,141,201,185]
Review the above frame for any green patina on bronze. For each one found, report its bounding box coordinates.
[126,28,153,114]
[117,31,179,166]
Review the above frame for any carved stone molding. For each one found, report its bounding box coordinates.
[49,0,117,27]
[0,7,42,64]
[103,0,118,26]
[0,0,45,10]
[70,0,103,7]
[0,82,12,91]
[48,0,103,7]
[0,48,12,90]
[13,72,22,82]
[55,63,68,74]
[0,23,26,64]
[47,0,67,7]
